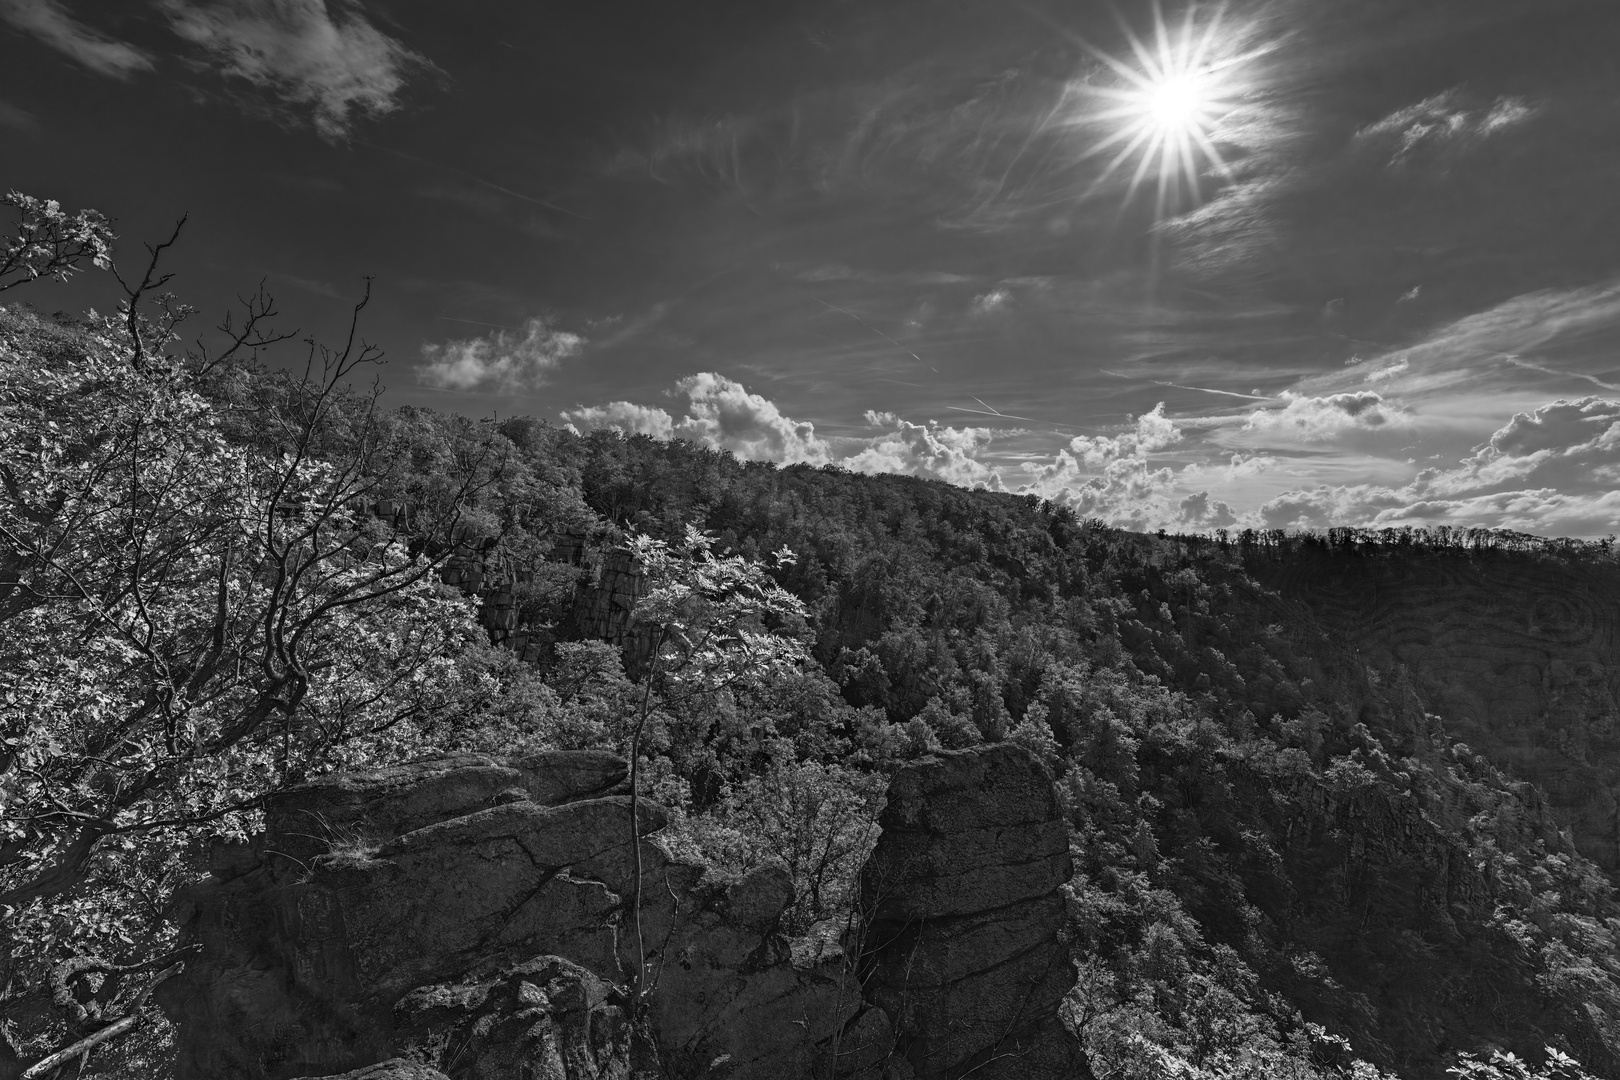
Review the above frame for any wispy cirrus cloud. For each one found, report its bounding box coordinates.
[160,0,433,138]
[416,316,583,392]
[1354,91,1537,171]
[0,0,153,78]
[1257,397,1620,537]
[0,99,40,132]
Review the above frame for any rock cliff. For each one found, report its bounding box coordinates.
[156,745,1086,1080]
[859,744,1086,1080]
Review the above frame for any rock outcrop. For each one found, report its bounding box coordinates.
[157,750,892,1080]
[858,744,1089,1080]
[158,745,1083,1080]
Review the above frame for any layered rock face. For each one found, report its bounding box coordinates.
[1251,550,1620,870]
[157,752,884,1079]
[158,745,1082,1080]
[858,744,1089,1080]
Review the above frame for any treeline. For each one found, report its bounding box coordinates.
[1215,524,1618,560]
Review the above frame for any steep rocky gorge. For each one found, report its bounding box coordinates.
[154,744,1089,1080]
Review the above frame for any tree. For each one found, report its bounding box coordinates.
[0,213,503,1074]
[1448,1048,1600,1080]
[619,525,815,996]
[0,192,115,293]
[671,757,885,935]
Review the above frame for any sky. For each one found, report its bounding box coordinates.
[6,0,1620,537]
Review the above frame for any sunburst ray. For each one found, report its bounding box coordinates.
[1067,0,1265,216]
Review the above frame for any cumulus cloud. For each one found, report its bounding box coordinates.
[161,0,431,138]
[563,373,828,462]
[1004,406,1266,531]
[1239,390,1408,443]
[1065,403,1180,466]
[1177,491,1238,529]
[670,373,830,464]
[559,374,1014,487]
[1474,397,1620,461]
[1257,397,1620,537]
[1020,405,1188,528]
[0,0,153,77]
[560,401,674,439]
[417,317,583,392]
[843,420,1004,489]
[557,384,1314,531]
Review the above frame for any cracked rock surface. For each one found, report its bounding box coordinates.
[158,745,1082,1080]
[156,751,889,1080]
[858,743,1091,1080]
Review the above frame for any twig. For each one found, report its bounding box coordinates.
[627,625,664,1002]
[21,961,183,1079]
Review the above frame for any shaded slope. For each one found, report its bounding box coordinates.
[1248,545,1620,871]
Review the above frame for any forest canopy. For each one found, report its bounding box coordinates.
[2,196,1618,1080]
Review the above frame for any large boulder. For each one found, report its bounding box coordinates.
[296,1062,452,1080]
[157,750,887,1080]
[858,743,1091,1080]
[159,745,1083,1080]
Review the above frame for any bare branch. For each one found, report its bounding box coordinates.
[21,960,185,1080]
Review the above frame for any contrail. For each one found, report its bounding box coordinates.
[438,316,520,330]
[1155,381,1274,401]
[357,139,586,219]
[1503,355,1620,393]
[808,296,927,363]
[1100,369,1274,401]
[946,405,1083,430]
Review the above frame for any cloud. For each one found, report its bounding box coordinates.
[1473,396,1620,461]
[1238,390,1408,443]
[843,419,1004,489]
[1020,405,1191,528]
[1177,491,1238,530]
[1364,359,1408,383]
[561,374,1010,487]
[0,100,39,132]
[971,288,1010,315]
[1065,403,1180,467]
[1256,398,1620,537]
[1355,91,1536,169]
[556,379,1457,534]
[560,401,674,439]
[670,373,831,464]
[161,0,431,138]
[0,0,153,77]
[416,316,583,392]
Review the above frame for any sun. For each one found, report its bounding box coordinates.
[1145,74,1210,132]
[1067,1,1266,217]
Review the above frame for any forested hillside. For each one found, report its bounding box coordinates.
[3,199,1617,1080]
